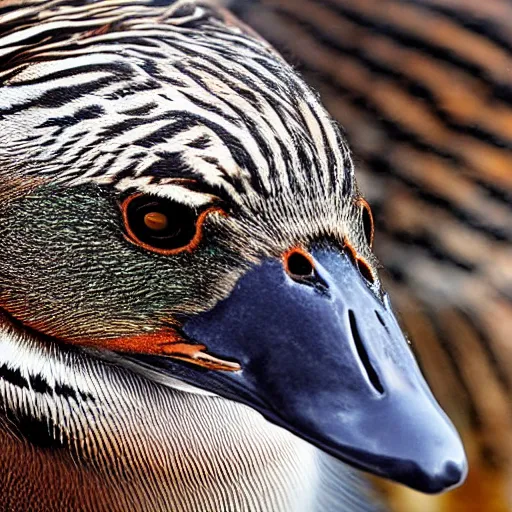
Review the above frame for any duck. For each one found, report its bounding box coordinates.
[0,1,467,510]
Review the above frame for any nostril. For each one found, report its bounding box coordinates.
[348,310,384,395]
[284,249,314,279]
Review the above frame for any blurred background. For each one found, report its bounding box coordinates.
[231,0,512,510]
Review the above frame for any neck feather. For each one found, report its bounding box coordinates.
[0,314,333,512]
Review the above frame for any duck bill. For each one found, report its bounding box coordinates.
[142,249,467,493]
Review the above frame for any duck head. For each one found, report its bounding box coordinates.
[0,2,466,494]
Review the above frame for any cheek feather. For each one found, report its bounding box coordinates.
[81,331,240,372]
[75,329,185,354]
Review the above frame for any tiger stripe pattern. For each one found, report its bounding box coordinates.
[233,0,512,509]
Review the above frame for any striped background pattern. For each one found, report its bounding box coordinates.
[233,1,512,511]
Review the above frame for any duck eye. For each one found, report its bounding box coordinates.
[122,194,199,254]
[284,248,315,280]
[358,198,374,248]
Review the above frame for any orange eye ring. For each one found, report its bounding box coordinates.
[283,247,315,278]
[121,193,224,256]
[356,197,374,247]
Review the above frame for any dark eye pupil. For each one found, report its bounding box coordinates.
[126,196,197,250]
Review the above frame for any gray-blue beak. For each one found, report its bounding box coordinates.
[141,248,468,493]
